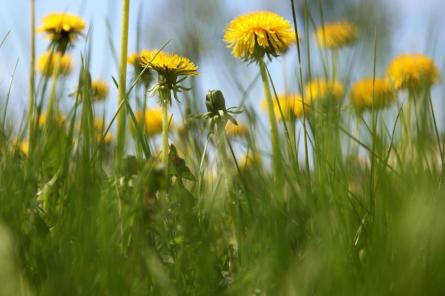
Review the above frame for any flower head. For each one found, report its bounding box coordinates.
[314,21,357,50]
[90,80,109,101]
[239,152,262,171]
[261,93,306,121]
[350,78,396,112]
[38,112,65,127]
[37,52,73,77]
[305,79,344,103]
[224,11,296,62]
[19,141,29,156]
[128,50,154,87]
[225,121,248,138]
[387,54,440,91]
[140,50,198,96]
[134,108,166,136]
[94,118,113,144]
[38,13,86,53]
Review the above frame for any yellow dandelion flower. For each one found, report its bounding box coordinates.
[134,108,166,136]
[224,11,296,61]
[140,50,198,91]
[128,49,152,66]
[38,112,65,126]
[93,118,106,131]
[225,121,248,138]
[305,79,344,102]
[350,78,396,112]
[38,13,86,53]
[387,54,440,91]
[19,141,29,156]
[94,118,113,144]
[128,50,153,87]
[37,52,73,77]
[91,80,109,101]
[314,21,357,50]
[261,93,306,121]
[239,152,262,171]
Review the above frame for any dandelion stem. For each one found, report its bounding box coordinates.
[47,57,61,121]
[290,0,311,176]
[160,89,171,173]
[259,59,281,176]
[28,0,35,145]
[115,0,131,172]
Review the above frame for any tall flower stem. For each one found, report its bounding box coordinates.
[352,114,361,156]
[47,58,61,121]
[401,96,414,156]
[160,88,171,172]
[115,0,131,171]
[28,0,36,144]
[259,59,281,176]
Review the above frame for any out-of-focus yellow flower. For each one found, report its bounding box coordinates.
[314,21,357,50]
[90,80,109,101]
[261,93,307,121]
[128,49,151,66]
[94,118,113,144]
[305,79,344,102]
[239,152,262,171]
[19,141,29,156]
[37,13,86,53]
[128,50,153,87]
[38,112,65,126]
[93,118,106,131]
[140,50,198,90]
[225,121,248,138]
[134,108,166,136]
[387,54,440,91]
[224,11,296,61]
[350,78,396,112]
[37,52,73,77]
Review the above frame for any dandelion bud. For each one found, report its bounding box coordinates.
[206,90,227,114]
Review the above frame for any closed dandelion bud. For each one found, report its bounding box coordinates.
[206,90,227,115]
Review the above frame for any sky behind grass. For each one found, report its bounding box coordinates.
[0,0,444,134]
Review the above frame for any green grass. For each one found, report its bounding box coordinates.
[1,1,445,295]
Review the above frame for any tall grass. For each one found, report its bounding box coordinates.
[0,1,445,295]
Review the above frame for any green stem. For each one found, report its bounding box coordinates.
[47,57,61,122]
[402,96,413,156]
[290,0,311,176]
[352,114,360,156]
[160,88,171,172]
[28,0,35,145]
[259,59,281,176]
[288,118,298,166]
[115,0,131,172]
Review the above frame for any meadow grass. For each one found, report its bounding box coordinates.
[0,1,445,295]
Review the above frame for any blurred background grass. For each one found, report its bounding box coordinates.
[0,0,444,132]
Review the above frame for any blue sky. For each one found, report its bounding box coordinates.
[0,0,444,136]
